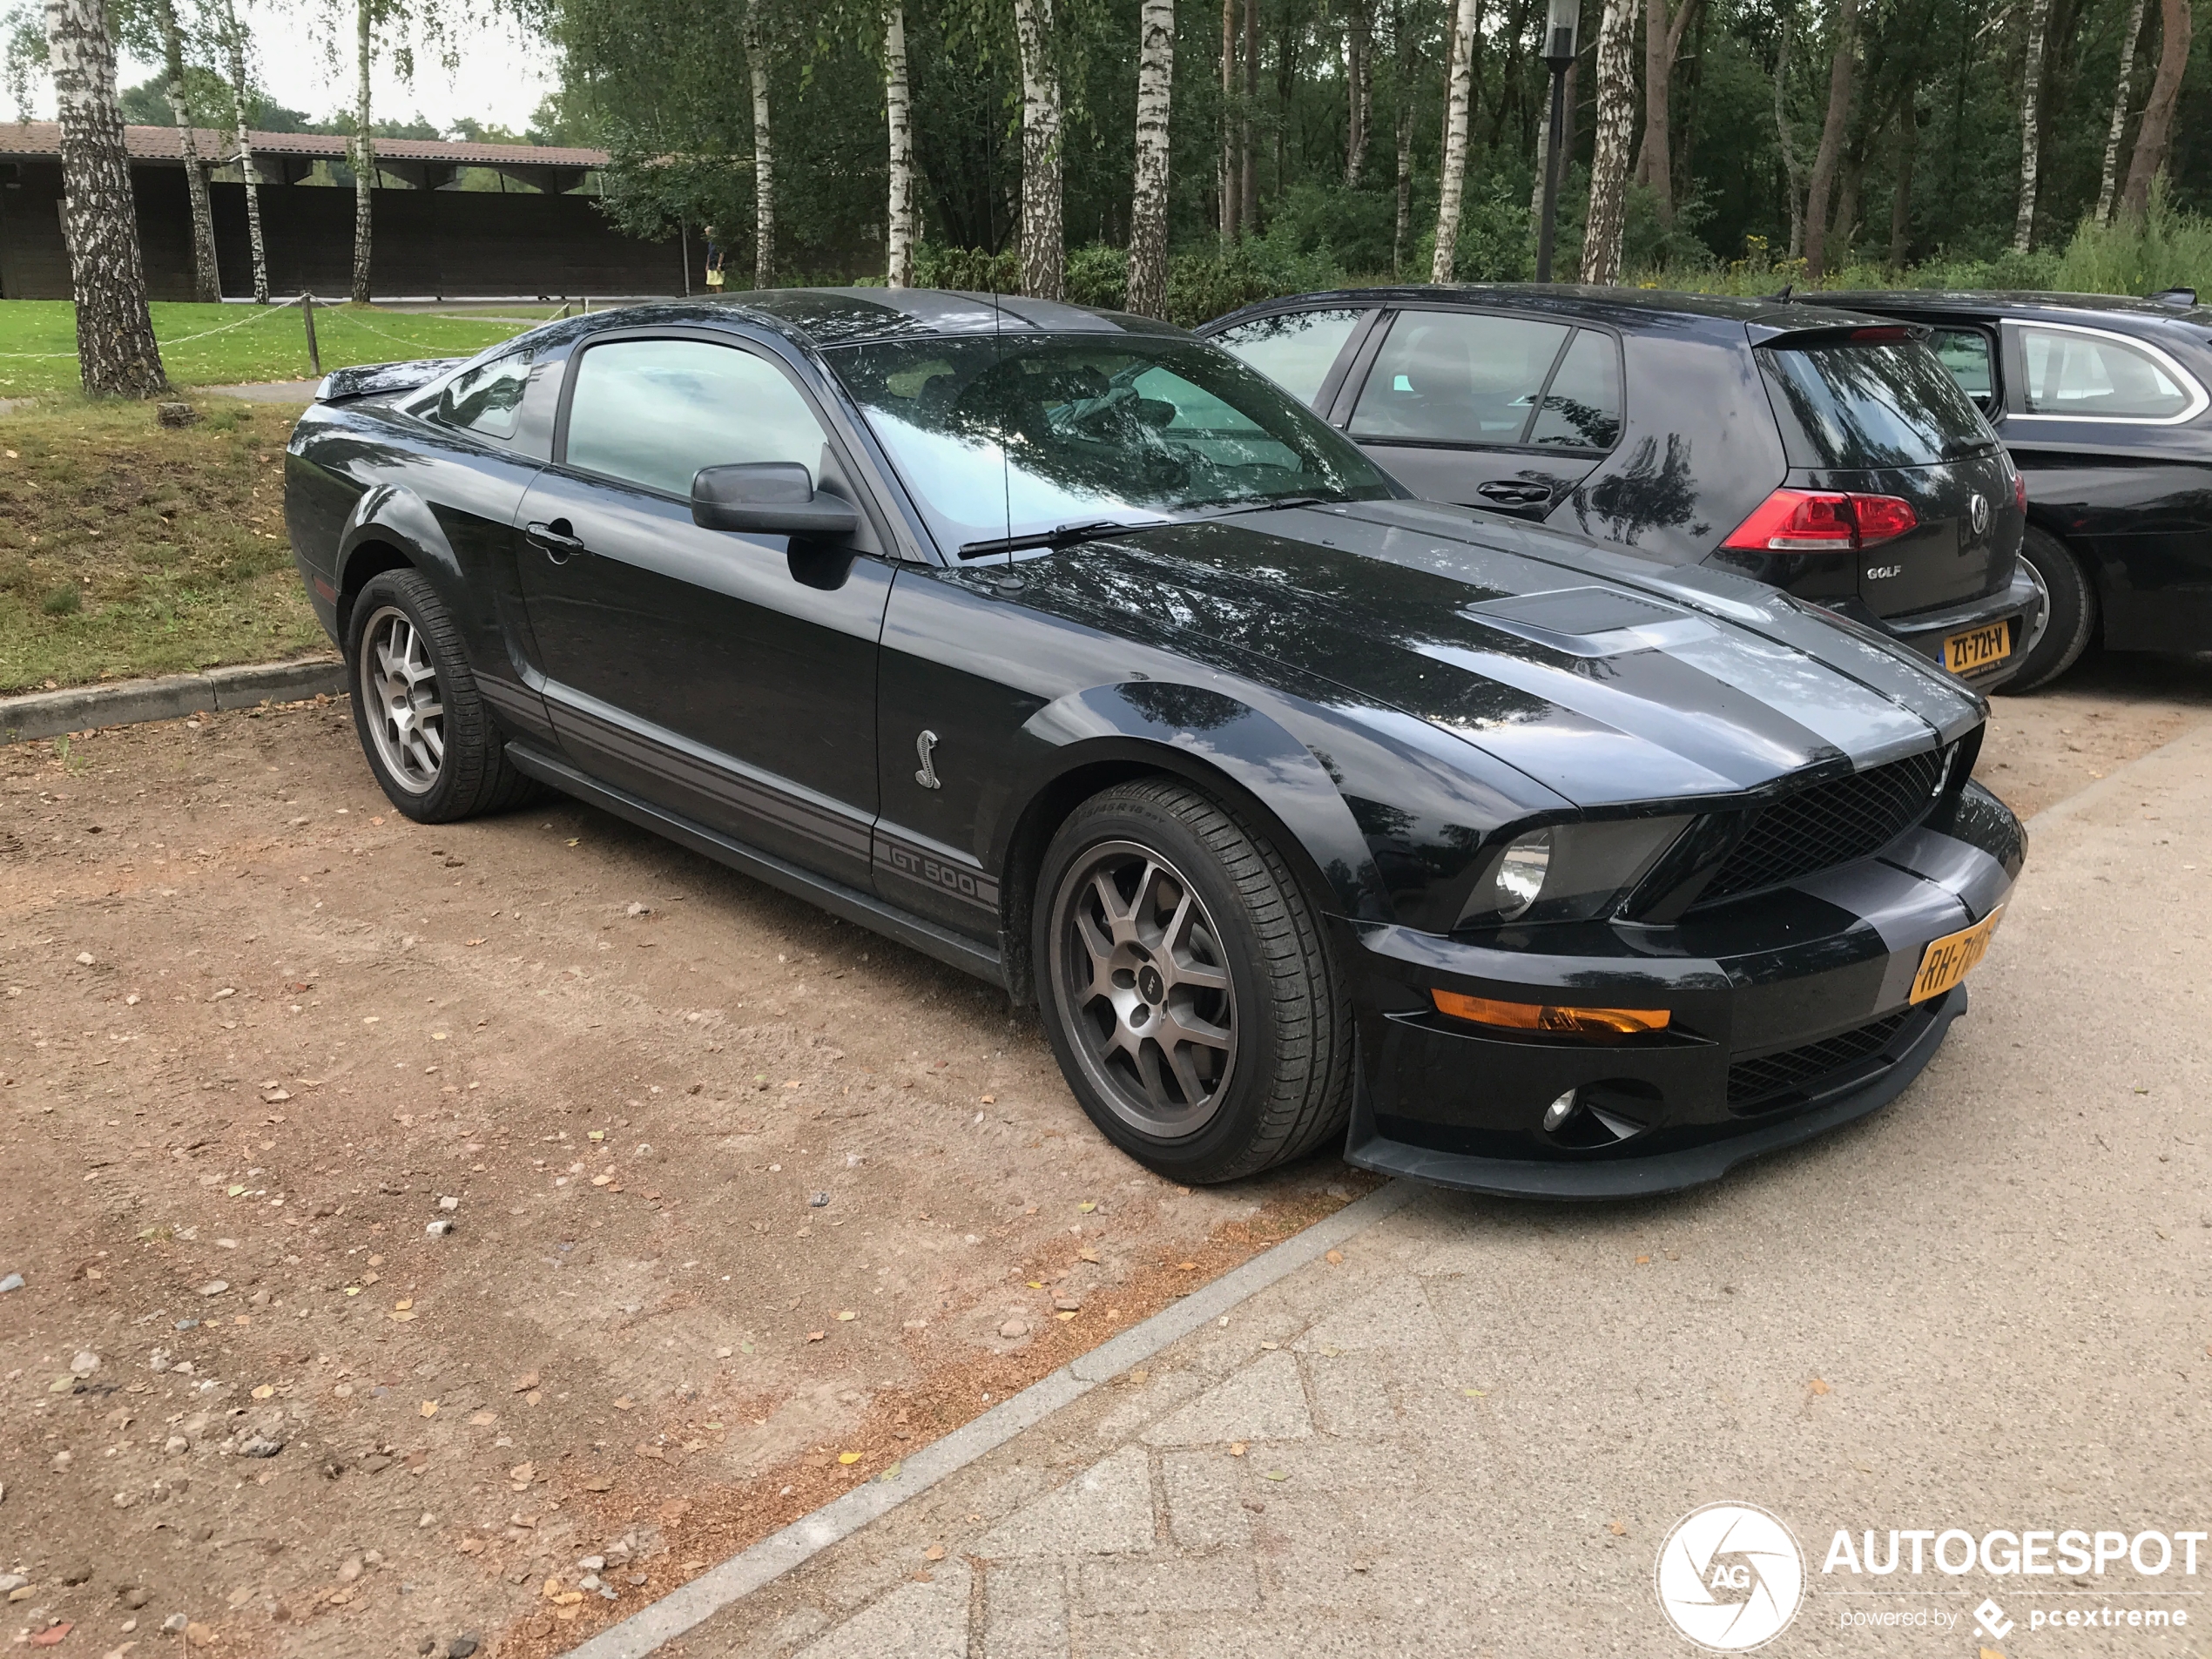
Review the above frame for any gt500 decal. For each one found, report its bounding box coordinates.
[879,839,999,911]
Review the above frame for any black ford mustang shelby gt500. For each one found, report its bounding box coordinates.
[284,290,2023,1198]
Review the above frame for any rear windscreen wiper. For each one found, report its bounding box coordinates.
[957,518,1164,559]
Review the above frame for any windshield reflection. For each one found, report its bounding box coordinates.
[828,334,1394,553]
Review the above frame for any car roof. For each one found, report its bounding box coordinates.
[1824,289,2212,328]
[543,289,1190,352]
[1202,283,1883,337]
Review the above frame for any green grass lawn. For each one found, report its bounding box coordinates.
[0,398,330,693]
[0,300,538,396]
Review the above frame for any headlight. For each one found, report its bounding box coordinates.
[1458,816,1691,929]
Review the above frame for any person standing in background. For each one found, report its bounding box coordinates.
[704,226,727,291]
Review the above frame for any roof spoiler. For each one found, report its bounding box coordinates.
[1747,319,1930,349]
[314,357,466,404]
[2147,287,2198,307]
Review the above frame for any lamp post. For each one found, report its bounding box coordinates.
[1534,0,1580,283]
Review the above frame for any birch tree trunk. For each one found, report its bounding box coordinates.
[44,0,166,395]
[1800,0,1855,280]
[2117,0,2187,225]
[1428,0,1476,282]
[1887,103,1916,269]
[1239,0,1256,232]
[1579,0,1636,285]
[1343,0,1370,187]
[1390,0,1410,273]
[350,0,374,304]
[1014,0,1063,298]
[2094,0,2146,225]
[2013,0,2051,253]
[1773,3,1803,260]
[1126,0,1175,319]
[745,0,775,287]
[884,0,916,287]
[155,0,219,300]
[1218,0,1238,239]
[1635,0,1698,227]
[218,0,268,302]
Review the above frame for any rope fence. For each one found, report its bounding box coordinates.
[0,295,531,369]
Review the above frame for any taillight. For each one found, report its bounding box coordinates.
[1722,489,1920,552]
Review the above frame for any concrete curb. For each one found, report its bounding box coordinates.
[0,657,347,745]
[562,1178,1423,1659]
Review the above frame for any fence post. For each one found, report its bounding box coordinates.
[300,293,321,377]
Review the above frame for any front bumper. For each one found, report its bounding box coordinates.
[1339,782,2022,1199]
[1873,565,2044,690]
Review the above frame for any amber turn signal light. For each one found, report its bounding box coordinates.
[1431,989,1670,1038]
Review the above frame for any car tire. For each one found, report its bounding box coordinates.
[345,567,538,822]
[2002,525,2098,693]
[1034,778,1353,1184]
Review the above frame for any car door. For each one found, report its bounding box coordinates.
[1325,308,1622,519]
[512,331,894,890]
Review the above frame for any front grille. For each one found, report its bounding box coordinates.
[1699,748,1948,904]
[1726,1009,1914,1113]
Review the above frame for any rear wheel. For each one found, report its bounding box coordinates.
[1034,779,1352,1184]
[2003,525,2097,693]
[346,568,538,822]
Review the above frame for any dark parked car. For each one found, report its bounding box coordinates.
[1199,286,2041,689]
[286,290,2021,1198]
[1823,289,2212,689]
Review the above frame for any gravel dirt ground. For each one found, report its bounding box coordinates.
[2,648,2206,1659]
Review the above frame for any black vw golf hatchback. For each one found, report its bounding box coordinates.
[1201,286,2040,688]
[286,291,2020,1198]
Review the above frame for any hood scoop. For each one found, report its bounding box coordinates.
[1461,587,1712,658]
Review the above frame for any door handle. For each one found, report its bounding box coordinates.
[526,519,586,563]
[1475,481,1551,506]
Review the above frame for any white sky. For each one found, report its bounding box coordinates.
[29,0,560,133]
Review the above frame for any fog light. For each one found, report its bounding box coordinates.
[1542,1089,1578,1132]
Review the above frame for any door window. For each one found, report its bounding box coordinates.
[564,338,832,496]
[1209,308,1364,406]
[1350,311,1573,445]
[1525,328,1623,450]
[2019,325,2202,420]
[1928,327,1996,409]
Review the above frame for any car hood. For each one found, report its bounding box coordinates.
[1015,498,1985,808]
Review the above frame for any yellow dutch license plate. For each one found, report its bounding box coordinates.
[1943,620,2012,674]
[1910,906,2005,1004]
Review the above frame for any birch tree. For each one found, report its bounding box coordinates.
[2012,0,2051,253]
[2117,0,2188,225]
[884,0,914,287]
[44,0,165,395]
[1125,0,1173,319]
[212,0,267,301]
[1635,0,1700,228]
[745,0,774,286]
[1342,0,1369,186]
[1217,0,1237,239]
[1426,0,1475,283]
[1772,2,1803,259]
[1801,0,1855,280]
[349,0,374,302]
[2094,0,2146,225]
[1013,0,1062,299]
[151,0,219,299]
[1579,0,1636,285]
[1390,0,1412,273]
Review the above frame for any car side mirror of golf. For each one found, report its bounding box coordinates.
[691,462,859,540]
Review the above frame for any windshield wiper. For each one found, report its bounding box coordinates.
[1191,492,1345,516]
[957,518,1164,560]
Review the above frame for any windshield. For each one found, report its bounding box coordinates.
[1758,340,1998,469]
[827,334,1395,553]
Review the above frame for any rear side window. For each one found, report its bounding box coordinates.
[1352,311,1570,443]
[1758,340,1994,469]
[2019,325,2201,419]
[1210,309,1363,406]
[434,352,531,440]
[1526,328,1623,449]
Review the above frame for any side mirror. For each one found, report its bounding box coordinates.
[691,462,860,539]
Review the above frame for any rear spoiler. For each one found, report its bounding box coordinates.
[1746,320,1931,350]
[314,357,467,404]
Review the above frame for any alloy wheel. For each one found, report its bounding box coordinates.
[358,604,445,793]
[1050,840,1238,1139]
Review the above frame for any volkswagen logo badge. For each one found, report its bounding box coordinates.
[1969,493,1991,537]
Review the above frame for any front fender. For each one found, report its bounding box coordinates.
[1016,682,1393,921]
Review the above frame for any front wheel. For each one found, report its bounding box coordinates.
[1034,779,1353,1184]
[2002,525,2098,693]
